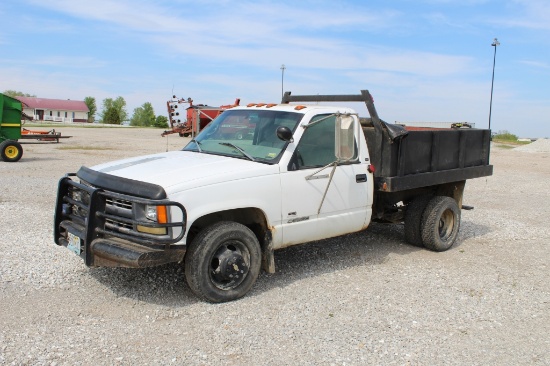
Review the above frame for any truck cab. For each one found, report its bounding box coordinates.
[181,104,373,247]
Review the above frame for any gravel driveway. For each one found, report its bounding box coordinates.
[1,127,548,365]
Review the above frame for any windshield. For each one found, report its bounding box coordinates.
[182,109,303,163]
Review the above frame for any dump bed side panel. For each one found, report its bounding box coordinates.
[363,126,492,192]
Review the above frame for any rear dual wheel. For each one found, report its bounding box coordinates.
[0,140,23,162]
[421,196,460,252]
[405,195,460,252]
[404,195,432,247]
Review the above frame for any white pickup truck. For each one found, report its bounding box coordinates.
[54,90,493,302]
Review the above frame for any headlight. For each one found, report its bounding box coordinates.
[71,189,82,202]
[71,189,90,205]
[145,205,168,223]
[139,205,168,235]
[145,205,157,221]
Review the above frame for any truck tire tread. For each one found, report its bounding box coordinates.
[421,196,460,252]
[404,195,432,247]
[184,221,261,303]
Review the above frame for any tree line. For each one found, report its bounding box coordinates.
[3,90,168,128]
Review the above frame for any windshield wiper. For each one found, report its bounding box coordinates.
[218,142,255,161]
[190,139,202,153]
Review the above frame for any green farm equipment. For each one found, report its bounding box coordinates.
[0,93,25,162]
[1,92,70,162]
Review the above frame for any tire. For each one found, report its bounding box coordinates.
[184,221,261,303]
[0,140,23,162]
[404,195,432,247]
[421,196,461,252]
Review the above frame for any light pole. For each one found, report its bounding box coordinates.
[280,64,286,98]
[489,38,500,131]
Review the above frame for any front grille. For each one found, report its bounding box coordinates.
[105,217,133,232]
[106,197,133,211]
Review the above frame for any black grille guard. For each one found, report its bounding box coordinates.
[54,173,186,266]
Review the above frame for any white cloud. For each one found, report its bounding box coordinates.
[24,0,400,39]
[1,56,109,69]
[518,60,550,69]
[492,0,550,30]
[19,0,472,78]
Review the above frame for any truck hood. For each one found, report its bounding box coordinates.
[90,151,279,194]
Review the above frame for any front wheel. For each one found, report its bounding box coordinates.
[184,221,261,302]
[421,196,460,252]
[0,140,23,162]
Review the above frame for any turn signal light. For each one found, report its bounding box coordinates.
[157,205,168,224]
[136,225,167,235]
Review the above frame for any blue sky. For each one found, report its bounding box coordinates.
[1,0,549,137]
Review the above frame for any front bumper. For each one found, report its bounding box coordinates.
[54,167,187,268]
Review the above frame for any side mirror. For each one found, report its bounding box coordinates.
[277,126,293,142]
[335,115,356,161]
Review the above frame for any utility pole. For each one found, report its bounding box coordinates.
[489,38,500,130]
[280,64,286,98]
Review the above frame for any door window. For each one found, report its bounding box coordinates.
[290,114,337,170]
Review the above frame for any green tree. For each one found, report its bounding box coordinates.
[153,115,169,128]
[130,106,145,126]
[3,90,36,97]
[103,107,121,125]
[130,102,156,127]
[84,96,97,123]
[100,96,127,124]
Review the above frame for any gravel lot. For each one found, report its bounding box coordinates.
[1,127,549,365]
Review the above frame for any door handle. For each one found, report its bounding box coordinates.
[356,174,367,183]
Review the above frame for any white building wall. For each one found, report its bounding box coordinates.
[23,108,89,123]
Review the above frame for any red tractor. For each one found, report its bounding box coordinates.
[162,96,240,138]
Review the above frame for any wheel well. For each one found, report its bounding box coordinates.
[374,180,466,222]
[186,208,269,248]
[433,180,466,208]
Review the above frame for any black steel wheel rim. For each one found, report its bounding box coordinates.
[209,240,250,290]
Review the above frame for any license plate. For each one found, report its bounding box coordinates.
[67,232,82,255]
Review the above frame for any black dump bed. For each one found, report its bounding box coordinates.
[362,124,492,192]
[282,90,493,193]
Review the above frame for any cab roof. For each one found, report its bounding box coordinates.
[231,103,356,114]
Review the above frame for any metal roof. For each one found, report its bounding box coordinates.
[16,96,89,112]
